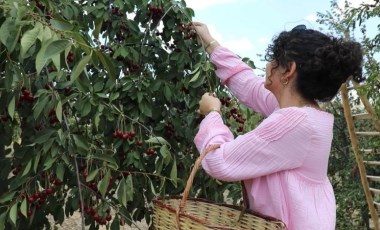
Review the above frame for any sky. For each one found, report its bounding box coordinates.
[184,0,377,74]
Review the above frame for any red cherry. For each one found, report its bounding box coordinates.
[54,178,63,186]
[33,192,41,199]
[93,213,101,221]
[27,210,33,217]
[27,197,35,204]
[79,163,86,171]
[146,148,155,155]
[81,172,88,179]
[129,131,136,138]
[46,187,55,194]
[116,130,123,138]
[136,140,143,146]
[122,133,129,140]
[106,215,112,221]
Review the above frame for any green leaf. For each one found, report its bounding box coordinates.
[56,100,63,123]
[161,145,172,166]
[95,50,116,80]
[86,168,99,182]
[38,26,53,43]
[35,39,51,75]
[20,198,27,217]
[0,192,16,204]
[33,151,41,173]
[117,176,133,207]
[170,159,178,188]
[70,52,92,83]
[92,154,118,169]
[94,112,100,130]
[164,84,172,101]
[0,211,6,230]
[0,19,12,46]
[20,23,42,58]
[56,163,65,181]
[9,203,17,226]
[189,70,201,83]
[125,175,133,202]
[21,160,32,177]
[110,215,120,230]
[50,19,74,31]
[93,17,102,39]
[145,136,170,146]
[45,40,70,60]
[43,156,57,171]
[34,129,56,144]
[138,100,152,117]
[33,96,49,119]
[97,170,111,198]
[7,96,15,119]
[72,135,89,151]
[117,179,126,207]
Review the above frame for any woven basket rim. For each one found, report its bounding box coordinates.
[153,195,285,225]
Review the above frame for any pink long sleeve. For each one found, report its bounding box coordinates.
[194,108,310,181]
[210,46,279,117]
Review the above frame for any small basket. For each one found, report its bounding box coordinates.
[153,145,287,229]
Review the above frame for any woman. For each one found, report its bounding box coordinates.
[192,22,363,229]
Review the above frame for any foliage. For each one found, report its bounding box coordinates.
[0,0,257,229]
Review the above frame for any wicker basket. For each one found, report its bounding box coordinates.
[153,145,287,230]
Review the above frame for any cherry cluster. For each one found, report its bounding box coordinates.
[48,66,57,73]
[23,173,61,216]
[99,45,114,56]
[0,114,10,122]
[111,6,124,17]
[147,5,163,21]
[30,0,52,19]
[67,51,74,64]
[221,97,246,133]
[20,87,35,103]
[48,108,59,125]
[145,148,156,155]
[179,23,197,40]
[127,62,140,73]
[84,207,113,226]
[112,130,136,141]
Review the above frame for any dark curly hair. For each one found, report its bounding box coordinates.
[265,26,363,102]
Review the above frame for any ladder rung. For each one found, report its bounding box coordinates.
[353,113,372,120]
[356,131,380,136]
[367,175,380,182]
[370,188,380,195]
[364,161,380,166]
[363,149,378,154]
[347,83,366,90]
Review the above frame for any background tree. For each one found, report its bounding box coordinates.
[318,0,380,228]
[0,0,257,229]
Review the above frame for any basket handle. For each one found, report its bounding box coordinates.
[175,144,250,229]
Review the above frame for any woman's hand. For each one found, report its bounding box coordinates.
[197,92,222,116]
[191,22,213,45]
[192,22,219,53]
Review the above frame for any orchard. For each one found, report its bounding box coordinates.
[2,0,379,229]
[0,0,257,229]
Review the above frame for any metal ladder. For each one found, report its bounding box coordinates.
[340,80,380,230]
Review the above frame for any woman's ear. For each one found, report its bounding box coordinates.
[285,61,297,79]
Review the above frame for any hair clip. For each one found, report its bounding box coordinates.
[291,24,307,31]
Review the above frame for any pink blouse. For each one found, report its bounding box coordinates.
[194,47,336,230]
